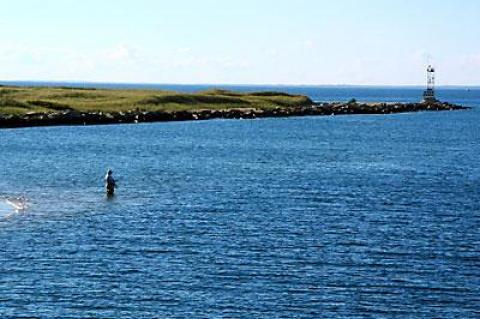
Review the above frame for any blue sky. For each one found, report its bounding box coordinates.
[1,0,479,85]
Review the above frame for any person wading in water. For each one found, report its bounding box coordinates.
[105,170,116,196]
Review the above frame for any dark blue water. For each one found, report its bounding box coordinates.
[0,86,479,318]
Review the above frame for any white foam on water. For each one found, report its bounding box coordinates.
[0,198,28,219]
[0,201,16,219]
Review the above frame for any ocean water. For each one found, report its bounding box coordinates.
[0,85,479,318]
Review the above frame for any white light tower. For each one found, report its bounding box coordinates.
[422,65,437,103]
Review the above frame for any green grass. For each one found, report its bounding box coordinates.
[0,86,313,115]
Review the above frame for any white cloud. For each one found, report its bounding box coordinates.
[176,47,192,54]
[463,53,480,67]
[302,39,316,49]
[411,49,433,65]
[106,44,135,61]
[2,40,478,85]
[265,49,279,58]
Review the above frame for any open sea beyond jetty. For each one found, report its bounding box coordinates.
[0,84,479,318]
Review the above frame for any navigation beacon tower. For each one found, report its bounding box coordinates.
[422,65,437,103]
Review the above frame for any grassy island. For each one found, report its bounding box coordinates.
[0,85,468,129]
[0,86,312,115]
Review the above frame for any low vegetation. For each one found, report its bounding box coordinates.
[0,86,313,115]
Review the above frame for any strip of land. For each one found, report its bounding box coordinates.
[0,86,469,128]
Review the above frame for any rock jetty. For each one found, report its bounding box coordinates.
[0,100,469,129]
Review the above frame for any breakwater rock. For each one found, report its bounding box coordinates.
[0,101,470,129]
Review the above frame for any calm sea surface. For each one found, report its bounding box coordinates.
[0,84,479,318]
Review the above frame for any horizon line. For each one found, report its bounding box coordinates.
[1,79,479,89]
